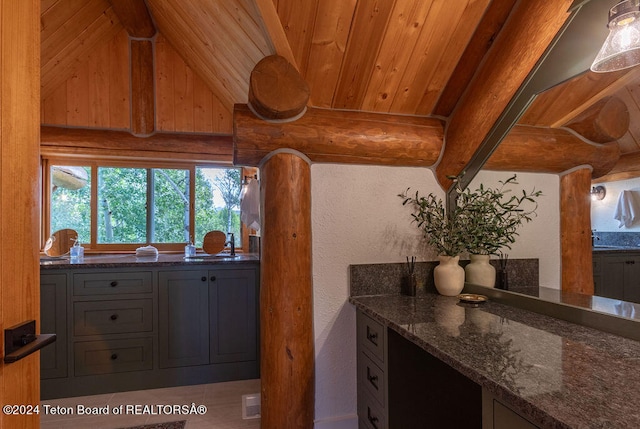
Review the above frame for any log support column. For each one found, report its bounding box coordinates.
[260,150,314,428]
[560,168,594,295]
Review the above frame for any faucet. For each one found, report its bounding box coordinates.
[591,230,600,247]
[225,232,236,256]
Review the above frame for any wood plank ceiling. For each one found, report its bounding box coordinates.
[40,0,640,178]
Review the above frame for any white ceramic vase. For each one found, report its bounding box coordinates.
[433,255,465,296]
[464,254,496,287]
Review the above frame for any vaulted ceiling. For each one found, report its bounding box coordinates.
[40,0,640,182]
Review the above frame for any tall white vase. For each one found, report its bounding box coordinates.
[433,255,465,296]
[465,254,496,287]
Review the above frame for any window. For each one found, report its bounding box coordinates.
[44,160,244,252]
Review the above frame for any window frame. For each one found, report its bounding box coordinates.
[42,156,253,253]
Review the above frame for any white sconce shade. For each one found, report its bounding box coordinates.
[591,0,640,72]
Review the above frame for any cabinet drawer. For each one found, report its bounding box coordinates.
[73,271,152,296]
[74,338,153,376]
[358,351,385,407]
[74,299,152,335]
[357,311,385,364]
[358,390,387,429]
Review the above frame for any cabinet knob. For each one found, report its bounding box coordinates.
[210,276,216,282]
[366,326,378,346]
[110,314,119,321]
[367,407,379,429]
[201,276,207,282]
[366,367,379,390]
[110,281,118,287]
[110,353,118,360]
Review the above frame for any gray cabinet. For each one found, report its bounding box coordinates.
[596,254,640,303]
[482,390,538,429]
[358,309,512,429]
[210,268,257,363]
[158,269,210,368]
[41,262,259,399]
[158,267,259,367]
[40,273,68,380]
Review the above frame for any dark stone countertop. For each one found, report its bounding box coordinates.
[350,293,640,429]
[39,253,259,270]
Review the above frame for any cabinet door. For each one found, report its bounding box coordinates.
[158,270,209,368]
[40,273,68,379]
[623,257,640,304]
[209,268,257,363]
[598,256,626,300]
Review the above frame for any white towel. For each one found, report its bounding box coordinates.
[613,190,640,228]
[135,245,158,257]
[241,179,261,231]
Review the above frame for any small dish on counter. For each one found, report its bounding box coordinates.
[458,293,488,304]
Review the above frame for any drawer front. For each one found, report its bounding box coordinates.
[74,338,153,376]
[74,299,152,335]
[357,311,385,364]
[73,271,153,296]
[358,351,385,407]
[358,390,387,429]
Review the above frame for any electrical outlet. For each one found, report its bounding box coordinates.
[242,393,261,419]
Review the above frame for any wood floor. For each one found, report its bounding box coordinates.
[40,379,261,429]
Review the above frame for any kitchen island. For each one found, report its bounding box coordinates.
[350,292,640,428]
[40,253,259,399]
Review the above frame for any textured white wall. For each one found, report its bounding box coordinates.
[471,171,560,288]
[592,177,640,231]
[310,165,560,428]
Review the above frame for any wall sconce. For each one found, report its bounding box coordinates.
[591,185,606,200]
[591,0,640,72]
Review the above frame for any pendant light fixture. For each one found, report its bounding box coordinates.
[591,0,640,72]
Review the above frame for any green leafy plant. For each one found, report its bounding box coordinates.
[399,188,467,256]
[459,175,541,255]
[399,175,542,256]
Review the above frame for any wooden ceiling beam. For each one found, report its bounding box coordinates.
[108,0,156,39]
[520,68,640,128]
[254,0,299,71]
[40,126,233,163]
[233,104,443,167]
[484,125,620,179]
[436,0,575,190]
[594,152,640,183]
[563,96,629,143]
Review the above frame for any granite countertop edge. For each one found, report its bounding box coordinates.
[349,294,639,429]
[39,253,260,270]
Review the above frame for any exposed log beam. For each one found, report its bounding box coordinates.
[436,0,574,189]
[108,0,156,38]
[434,0,517,117]
[521,68,640,128]
[595,152,640,183]
[563,96,629,143]
[254,0,299,71]
[249,55,309,120]
[40,126,233,163]
[561,169,594,295]
[484,125,620,179]
[233,104,443,167]
[131,40,155,136]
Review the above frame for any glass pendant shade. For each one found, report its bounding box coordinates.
[591,0,640,72]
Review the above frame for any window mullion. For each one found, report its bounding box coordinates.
[148,168,154,244]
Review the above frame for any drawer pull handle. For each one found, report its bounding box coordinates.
[367,407,379,429]
[626,260,636,265]
[110,281,118,287]
[366,326,378,346]
[110,314,119,321]
[367,367,379,390]
[110,353,118,360]
[210,276,216,282]
[201,276,207,282]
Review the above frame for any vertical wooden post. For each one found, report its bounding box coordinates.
[131,39,155,136]
[560,168,594,295]
[260,151,314,428]
[0,0,41,428]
